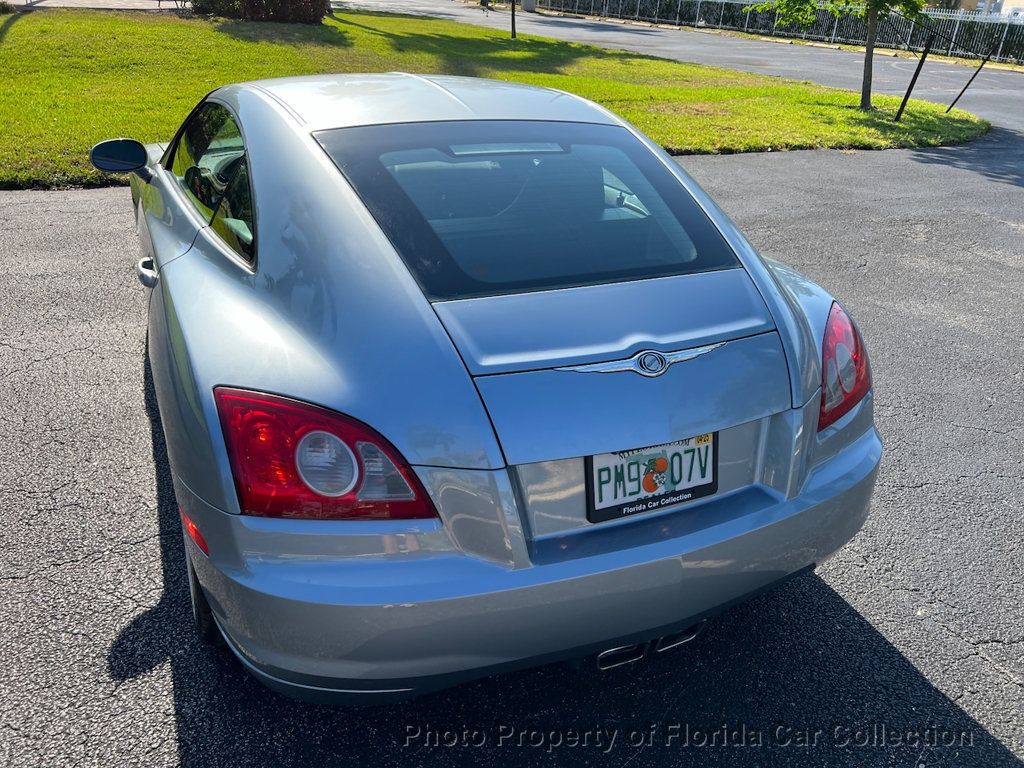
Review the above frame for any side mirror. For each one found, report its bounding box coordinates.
[89,138,152,181]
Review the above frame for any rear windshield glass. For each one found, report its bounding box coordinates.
[317,121,739,301]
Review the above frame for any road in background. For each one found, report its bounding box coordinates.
[340,0,1022,129]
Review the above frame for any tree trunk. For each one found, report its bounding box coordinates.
[861,5,878,110]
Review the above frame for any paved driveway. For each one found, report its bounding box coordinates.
[2,139,1021,768]
[1,5,1023,767]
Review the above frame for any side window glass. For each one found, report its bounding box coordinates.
[210,159,256,263]
[170,103,245,221]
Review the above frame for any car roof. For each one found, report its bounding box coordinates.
[236,73,622,132]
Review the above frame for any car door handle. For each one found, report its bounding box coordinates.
[136,257,159,288]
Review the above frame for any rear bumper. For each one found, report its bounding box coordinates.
[185,426,881,704]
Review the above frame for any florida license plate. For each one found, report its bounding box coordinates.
[586,433,718,523]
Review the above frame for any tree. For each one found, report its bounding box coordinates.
[752,0,925,109]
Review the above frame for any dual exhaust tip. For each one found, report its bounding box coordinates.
[595,621,707,671]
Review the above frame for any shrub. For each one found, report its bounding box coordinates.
[0,1,16,13]
[242,0,330,23]
[192,0,329,23]
[190,0,243,15]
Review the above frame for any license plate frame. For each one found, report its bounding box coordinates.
[585,433,719,524]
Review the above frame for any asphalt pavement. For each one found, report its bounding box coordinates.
[1,4,1022,767]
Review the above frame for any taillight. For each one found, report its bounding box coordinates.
[818,302,872,431]
[213,388,437,520]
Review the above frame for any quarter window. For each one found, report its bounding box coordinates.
[169,102,255,262]
[210,159,255,262]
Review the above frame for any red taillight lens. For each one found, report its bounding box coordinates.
[818,302,872,431]
[213,388,437,520]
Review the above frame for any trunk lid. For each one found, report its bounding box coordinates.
[434,268,773,376]
[432,269,791,466]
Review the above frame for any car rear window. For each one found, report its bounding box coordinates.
[316,121,739,301]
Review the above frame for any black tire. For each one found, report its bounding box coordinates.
[187,554,224,647]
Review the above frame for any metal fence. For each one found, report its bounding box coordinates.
[536,0,1024,63]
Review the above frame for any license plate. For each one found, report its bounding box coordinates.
[586,433,718,523]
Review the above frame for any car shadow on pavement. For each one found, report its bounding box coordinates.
[107,353,1023,768]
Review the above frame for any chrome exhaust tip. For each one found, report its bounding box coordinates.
[653,621,707,654]
[596,643,647,671]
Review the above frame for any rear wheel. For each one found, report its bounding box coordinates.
[187,553,224,647]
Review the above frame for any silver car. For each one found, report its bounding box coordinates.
[90,73,881,703]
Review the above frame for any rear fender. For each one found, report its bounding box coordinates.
[762,257,835,387]
[610,121,822,407]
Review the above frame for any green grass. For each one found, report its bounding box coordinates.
[0,8,988,189]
